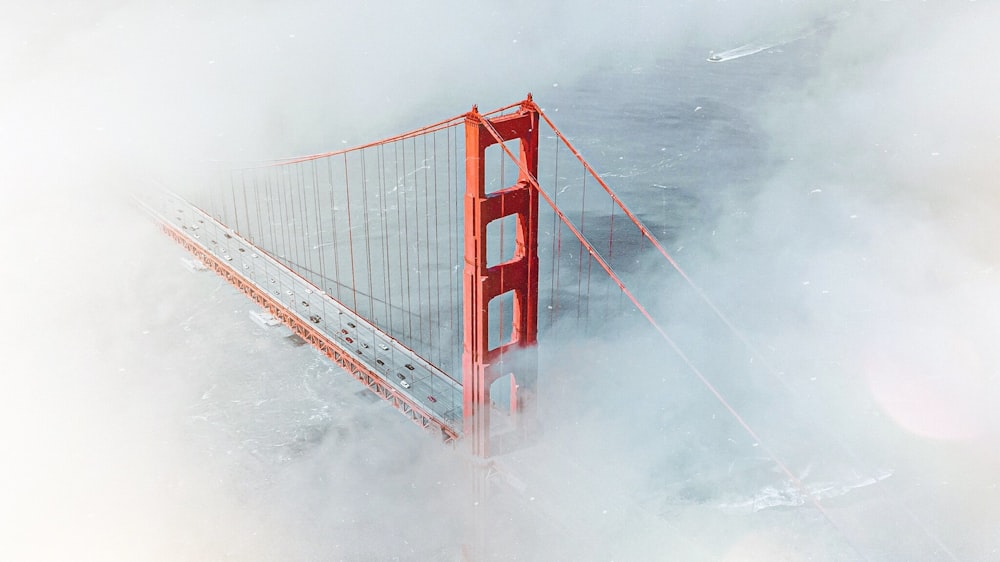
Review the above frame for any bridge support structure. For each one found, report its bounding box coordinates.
[156,220,459,443]
[462,96,540,459]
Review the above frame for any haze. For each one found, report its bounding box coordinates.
[2,2,998,560]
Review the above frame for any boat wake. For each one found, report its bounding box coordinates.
[717,467,893,513]
[707,41,784,63]
[707,12,848,63]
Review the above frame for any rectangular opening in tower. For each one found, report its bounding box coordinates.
[483,139,522,195]
[487,289,516,351]
[485,213,519,268]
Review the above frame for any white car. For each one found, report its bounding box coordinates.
[396,373,410,389]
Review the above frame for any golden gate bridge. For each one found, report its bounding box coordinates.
[138,95,883,558]
[142,95,726,453]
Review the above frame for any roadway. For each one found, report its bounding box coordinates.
[148,190,463,431]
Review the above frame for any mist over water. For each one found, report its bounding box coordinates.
[3,2,1000,560]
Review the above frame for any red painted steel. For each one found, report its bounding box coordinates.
[462,96,539,458]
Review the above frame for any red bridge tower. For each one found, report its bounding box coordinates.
[462,96,540,458]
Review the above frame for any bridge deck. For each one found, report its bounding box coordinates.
[141,191,462,440]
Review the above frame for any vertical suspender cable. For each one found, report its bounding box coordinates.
[360,149,375,319]
[286,169,296,266]
[378,143,394,336]
[443,126,455,365]
[393,140,406,337]
[253,174,265,247]
[421,134,434,359]
[577,169,587,319]
[343,152,359,312]
[265,169,276,257]
[290,166,298,270]
[311,160,327,292]
[294,165,307,276]
[299,165,309,274]
[400,139,413,341]
[411,136,424,350]
[327,159,343,302]
[297,164,308,275]
[549,133,561,328]
[605,196,616,323]
[283,168,292,265]
[229,171,240,233]
[239,172,250,240]
[278,168,289,262]
[431,132,444,367]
